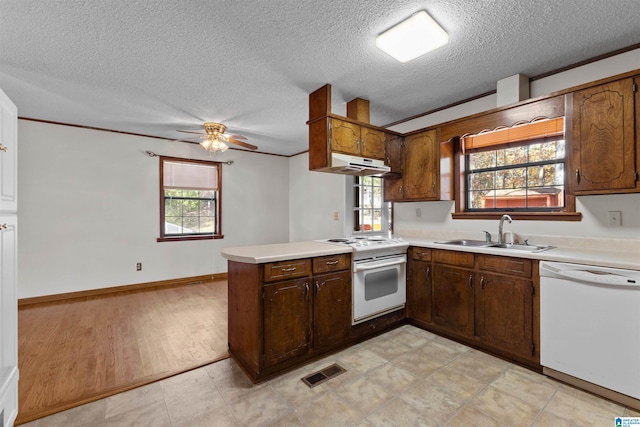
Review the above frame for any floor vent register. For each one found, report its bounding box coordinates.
[301,363,346,388]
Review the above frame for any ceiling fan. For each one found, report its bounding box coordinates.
[177,122,258,153]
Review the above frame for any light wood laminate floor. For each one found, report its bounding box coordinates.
[16,280,229,425]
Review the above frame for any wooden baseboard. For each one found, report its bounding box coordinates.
[18,273,228,306]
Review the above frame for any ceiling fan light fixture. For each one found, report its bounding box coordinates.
[376,10,449,63]
[200,136,229,153]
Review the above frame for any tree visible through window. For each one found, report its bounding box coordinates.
[159,157,222,241]
[465,118,565,211]
[354,176,389,232]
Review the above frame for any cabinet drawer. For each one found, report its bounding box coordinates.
[433,249,474,268]
[264,259,311,282]
[313,254,350,274]
[410,247,432,261]
[477,254,532,277]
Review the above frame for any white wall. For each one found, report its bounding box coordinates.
[394,194,640,242]
[288,152,347,241]
[18,121,289,298]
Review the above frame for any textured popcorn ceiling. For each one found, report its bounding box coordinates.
[1,1,639,155]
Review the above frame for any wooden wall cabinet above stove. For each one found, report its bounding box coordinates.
[308,84,392,171]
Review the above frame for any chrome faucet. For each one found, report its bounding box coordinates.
[498,214,512,245]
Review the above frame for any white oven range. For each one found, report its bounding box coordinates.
[321,237,409,324]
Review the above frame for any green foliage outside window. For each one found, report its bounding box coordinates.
[164,189,216,234]
[467,140,565,210]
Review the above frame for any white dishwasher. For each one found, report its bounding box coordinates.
[540,261,640,404]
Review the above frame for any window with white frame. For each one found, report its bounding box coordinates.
[159,157,222,241]
[353,175,390,233]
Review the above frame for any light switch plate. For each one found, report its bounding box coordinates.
[607,211,622,227]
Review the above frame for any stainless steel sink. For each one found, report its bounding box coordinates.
[486,243,555,253]
[437,239,491,247]
[437,239,555,253]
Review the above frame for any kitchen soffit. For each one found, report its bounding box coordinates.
[1,1,639,156]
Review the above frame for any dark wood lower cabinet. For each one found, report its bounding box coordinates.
[475,272,533,357]
[432,264,475,337]
[227,254,403,382]
[407,259,431,324]
[263,278,311,367]
[313,271,351,349]
[407,248,539,366]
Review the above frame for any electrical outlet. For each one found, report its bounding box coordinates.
[607,211,622,227]
[415,208,422,218]
[333,211,339,221]
[136,262,142,271]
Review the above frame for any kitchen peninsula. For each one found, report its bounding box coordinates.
[223,236,640,388]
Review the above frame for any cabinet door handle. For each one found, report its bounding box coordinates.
[426,266,430,281]
[575,168,580,184]
[281,267,297,272]
[468,274,473,288]
[481,276,485,289]
[315,281,320,295]
[0,144,7,152]
[305,282,309,297]
[326,260,339,265]
[0,224,6,230]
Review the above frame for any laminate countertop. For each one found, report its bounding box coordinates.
[221,241,352,264]
[222,237,639,271]
[408,238,640,271]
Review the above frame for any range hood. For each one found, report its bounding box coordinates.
[327,153,391,176]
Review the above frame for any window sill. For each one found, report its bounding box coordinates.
[451,212,582,221]
[157,234,224,242]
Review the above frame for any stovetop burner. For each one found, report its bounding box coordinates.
[320,236,409,259]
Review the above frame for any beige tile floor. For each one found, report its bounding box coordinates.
[22,325,640,427]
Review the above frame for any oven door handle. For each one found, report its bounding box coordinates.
[353,258,406,272]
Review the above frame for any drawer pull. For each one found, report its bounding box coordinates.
[326,260,339,265]
[0,144,7,152]
[281,267,297,272]
[0,224,6,230]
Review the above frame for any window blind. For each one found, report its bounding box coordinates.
[463,117,564,152]
[162,160,218,190]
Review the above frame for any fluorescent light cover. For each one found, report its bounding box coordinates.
[376,11,449,63]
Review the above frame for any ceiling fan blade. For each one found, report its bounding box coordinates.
[227,137,258,150]
[177,130,205,135]
[227,134,248,141]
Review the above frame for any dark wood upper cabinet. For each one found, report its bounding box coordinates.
[360,127,386,159]
[404,130,439,200]
[568,77,639,194]
[383,129,453,202]
[330,118,361,156]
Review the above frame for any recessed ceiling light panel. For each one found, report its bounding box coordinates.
[376,11,449,63]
